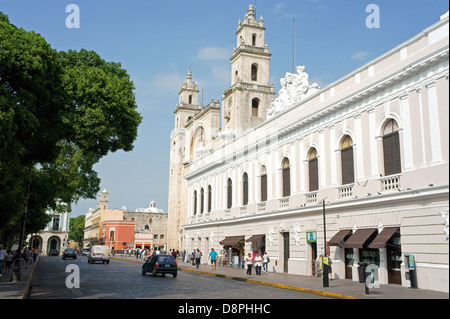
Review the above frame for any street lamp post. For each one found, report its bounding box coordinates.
[322,200,329,288]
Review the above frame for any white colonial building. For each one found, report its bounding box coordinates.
[167,5,449,292]
[28,201,71,255]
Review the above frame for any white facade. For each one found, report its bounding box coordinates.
[167,5,449,292]
[28,201,71,255]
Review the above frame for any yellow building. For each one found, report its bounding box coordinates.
[83,189,124,249]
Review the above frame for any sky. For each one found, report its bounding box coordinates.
[1,0,448,217]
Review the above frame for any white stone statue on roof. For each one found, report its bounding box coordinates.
[267,65,320,119]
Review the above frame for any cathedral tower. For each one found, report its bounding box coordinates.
[222,4,275,135]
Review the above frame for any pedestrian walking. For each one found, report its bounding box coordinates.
[5,250,13,273]
[195,249,202,269]
[26,247,33,267]
[208,248,218,270]
[0,245,6,277]
[32,247,39,262]
[245,253,253,275]
[254,253,262,275]
[263,252,269,273]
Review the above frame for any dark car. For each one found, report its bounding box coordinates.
[62,248,77,260]
[49,249,59,256]
[142,254,177,277]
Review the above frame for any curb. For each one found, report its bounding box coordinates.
[111,257,356,299]
[179,267,356,299]
[23,257,39,299]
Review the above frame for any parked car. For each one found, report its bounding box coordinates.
[88,245,110,264]
[81,249,89,256]
[142,254,177,277]
[62,248,77,260]
[48,249,59,256]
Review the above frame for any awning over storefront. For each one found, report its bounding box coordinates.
[219,236,245,246]
[328,229,352,246]
[368,227,399,249]
[246,234,265,242]
[343,228,377,249]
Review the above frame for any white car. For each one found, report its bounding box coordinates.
[88,245,111,264]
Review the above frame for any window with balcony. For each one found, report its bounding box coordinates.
[207,185,212,213]
[282,158,291,197]
[200,188,204,214]
[341,135,355,185]
[308,148,319,191]
[227,178,233,209]
[383,119,401,176]
[260,166,267,202]
[242,173,249,206]
[193,190,197,215]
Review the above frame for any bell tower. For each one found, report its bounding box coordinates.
[222,4,275,136]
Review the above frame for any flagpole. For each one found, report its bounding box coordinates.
[293,19,295,73]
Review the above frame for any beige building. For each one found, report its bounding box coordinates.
[123,201,168,250]
[83,189,124,249]
[167,5,449,292]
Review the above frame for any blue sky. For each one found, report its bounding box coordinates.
[1,0,448,217]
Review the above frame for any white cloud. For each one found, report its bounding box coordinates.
[352,51,372,60]
[196,46,229,61]
[274,2,286,14]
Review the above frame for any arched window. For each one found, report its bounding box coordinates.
[260,166,267,202]
[251,64,258,81]
[193,190,197,215]
[227,178,233,209]
[340,135,354,185]
[383,119,401,176]
[200,188,204,214]
[308,149,319,191]
[252,98,259,117]
[188,95,192,104]
[252,33,257,46]
[207,185,212,213]
[242,173,249,206]
[282,158,290,197]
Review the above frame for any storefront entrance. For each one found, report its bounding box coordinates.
[344,248,354,279]
[310,242,317,276]
[283,232,289,273]
[386,231,402,284]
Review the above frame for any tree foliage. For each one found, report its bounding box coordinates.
[69,215,86,245]
[0,12,142,244]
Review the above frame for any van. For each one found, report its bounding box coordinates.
[88,245,111,264]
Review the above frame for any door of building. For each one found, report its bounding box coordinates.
[387,233,402,284]
[310,242,317,276]
[344,248,353,279]
[283,232,290,273]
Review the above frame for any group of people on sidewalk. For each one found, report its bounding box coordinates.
[0,245,39,278]
[186,248,271,276]
[245,252,270,275]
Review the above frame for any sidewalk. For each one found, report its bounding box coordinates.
[0,258,37,299]
[114,255,449,299]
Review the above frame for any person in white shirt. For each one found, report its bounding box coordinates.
[254,253,262,275]
[245,253,253,275]
[262,252,269,273]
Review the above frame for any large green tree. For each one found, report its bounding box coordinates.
[0,12,142,245]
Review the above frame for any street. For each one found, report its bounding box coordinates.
[28,256,328,300]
